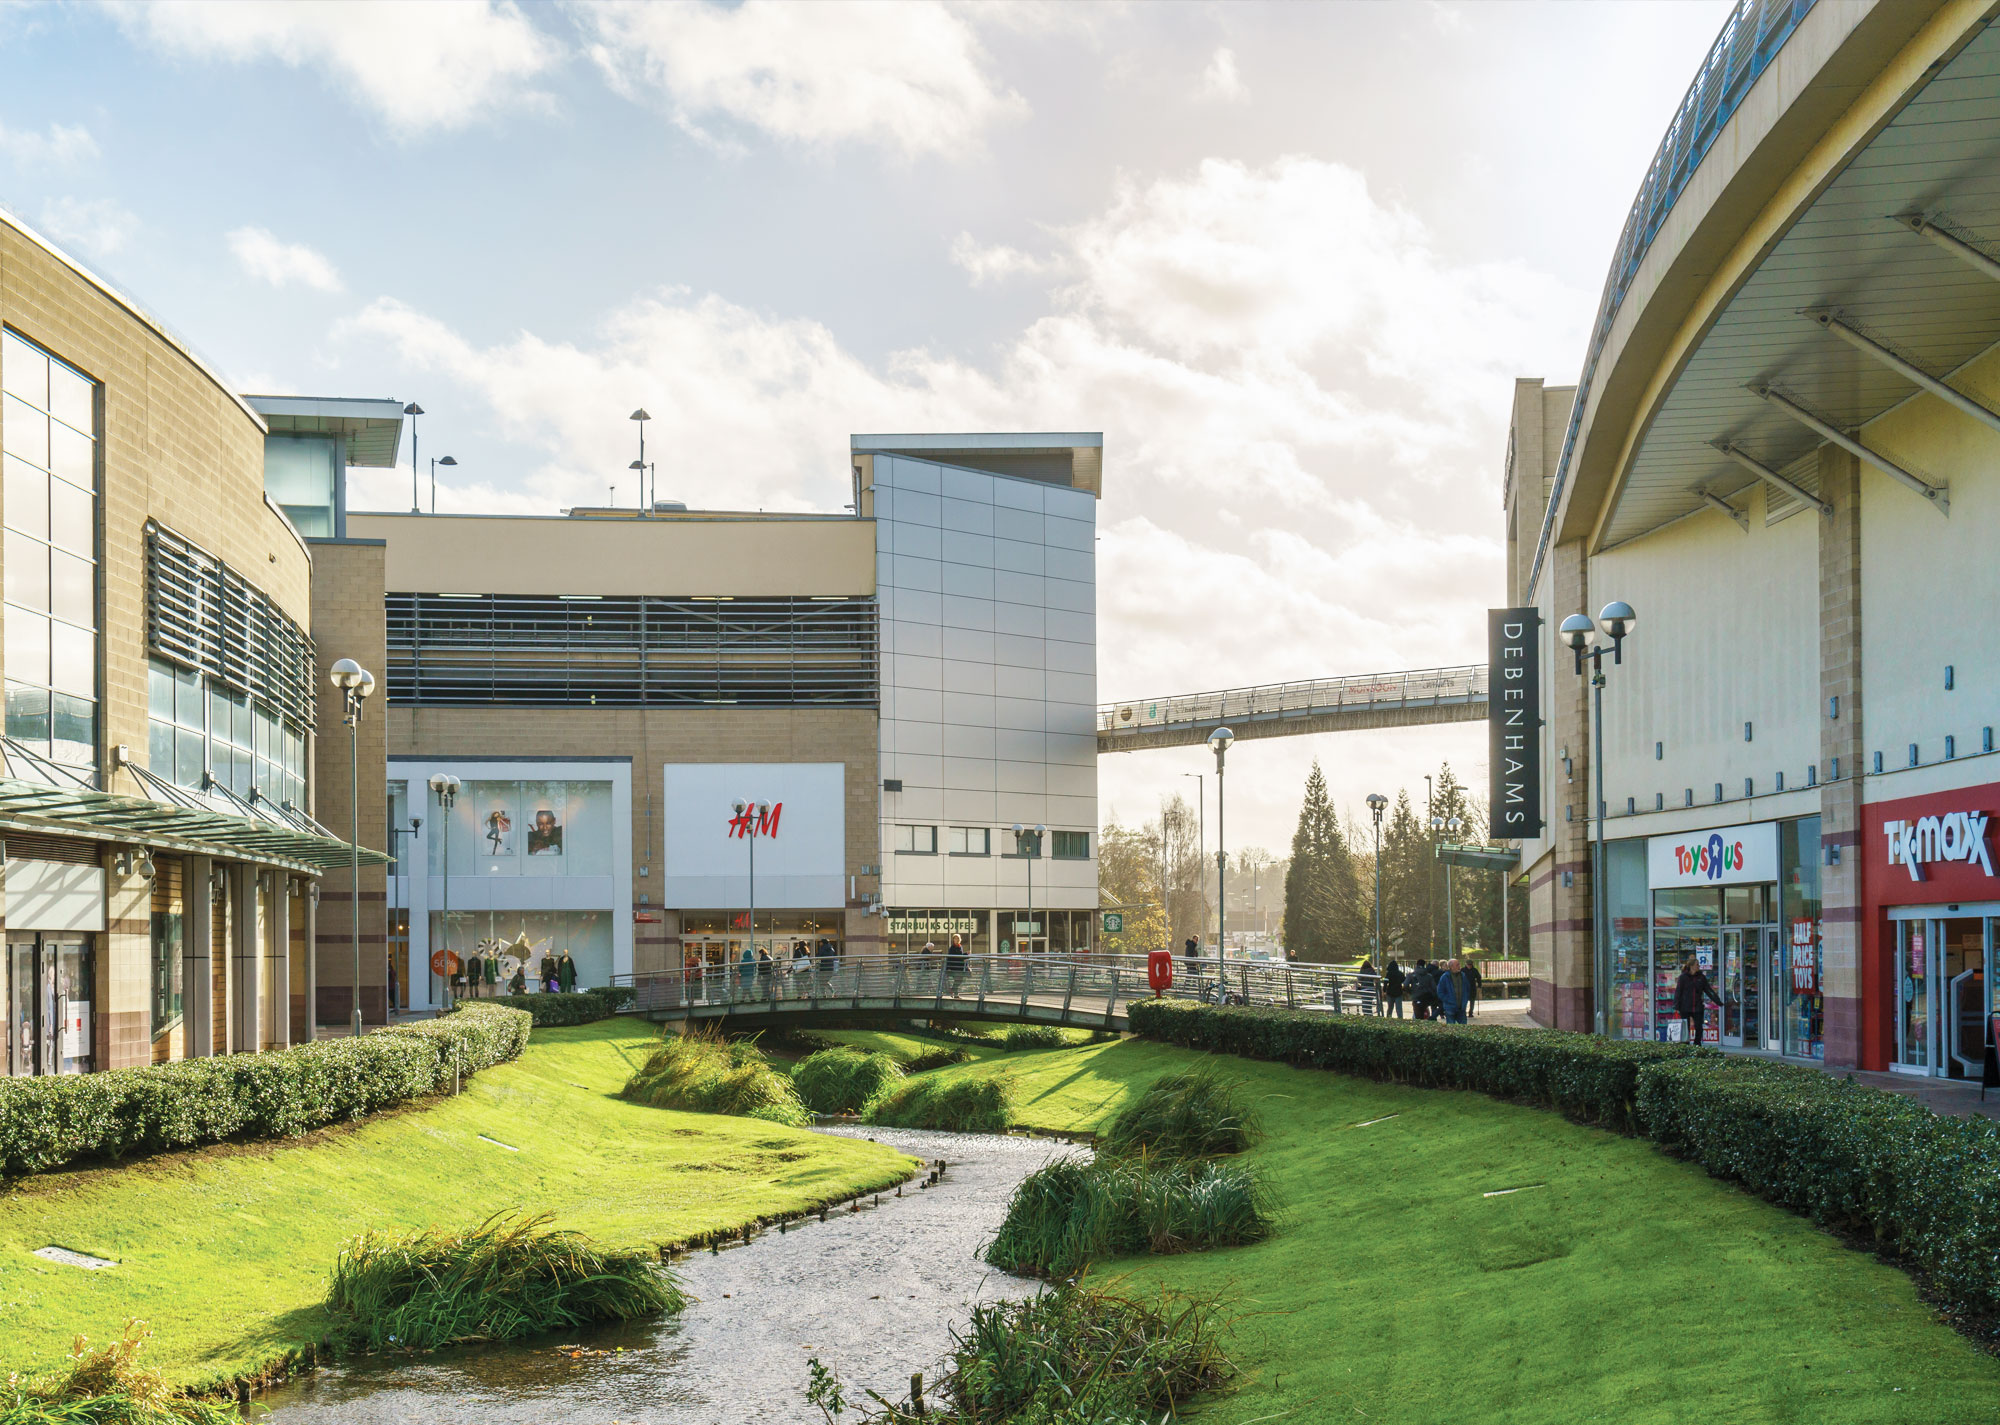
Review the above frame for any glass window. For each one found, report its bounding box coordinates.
[2,394,47,467]
[1604,838,1650,1040]
[895,824,937,854]
[5,683,48,743]
[150,862,184,1037]
[47,477,90,555]
[149,717,174,775]
[1652,888,1720,927]
[174,663,201,728]
[1723,885,1769,925]
[1052,830,1090,860]
[263,435,337,539]
[48,421,92,490]
[51,693,93,767]
[1779,816,1823,1059]
[49,621,93,696]
[2,330,48,404]
[5,453,47,538]
[4,529,47,611]
[948,826,989,855]
[175,725,203,788]
[49,549,90,627]
[6,609,49,686]
[47,361,92,436]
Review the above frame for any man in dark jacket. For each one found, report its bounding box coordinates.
[1674,956,1722,1045]
[1411,959,1439,1020]
[1383,959,1407,1019]
[1462,960,1484,1018]
[1436,958,1469,1024]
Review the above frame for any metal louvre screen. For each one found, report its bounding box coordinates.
[385,593,878,708]
[145,524,317,732]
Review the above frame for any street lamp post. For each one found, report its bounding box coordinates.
[386,815,422,1021]
[1429,814,1465,956]
[1181,771,1204,947]
[428,774,460,1009]
[1366,793,1388,965]
[1011,823,1045,952]
[631,409,651,509]
[1561,600,1638,1038]
[429,455,456,515]
[1208,727,1233,987]
[402,403,423,513]
[735,801,768,978]
[329,659,375,1039]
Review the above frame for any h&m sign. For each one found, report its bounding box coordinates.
[1487,608,1543,838]
[1884,811,1994,881]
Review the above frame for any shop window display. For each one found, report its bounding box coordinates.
[1779,817,1823,1059]
[1604,839,1650,1040]
[428,780,614,877]
[433,910,611,994]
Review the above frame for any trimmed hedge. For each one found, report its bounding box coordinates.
[1130,1000,2000,1337]
[0,1002,530,1178]
[1128,999,1690,1130]
[493,985,633,1027]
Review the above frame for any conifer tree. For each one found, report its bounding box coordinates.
[1283,762,1362,962]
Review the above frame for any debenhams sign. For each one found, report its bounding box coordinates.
[1488,608,1543,839]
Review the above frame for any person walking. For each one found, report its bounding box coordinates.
[1462,959,1484,1019]
[1436,957,1469,1024]
[1411,959,1436,1020]
[736,943,756,996]
[1674,956,1721,1046]
[508,965,527,996]
[946,933,969,993]
[1383,958,1406,1019]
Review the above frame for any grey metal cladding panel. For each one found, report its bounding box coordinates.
[993,633,1044,668]
[890,619,941,658]
[940,594,994,632]
[1046,703,1096,736]
[893,555,943,593]
[1045,547,1092,584]
[897,523,943,561]
[993,539,1045,575]
[1045,580,1094,615]
[941,658,995,695]
[941,467,994,505]
[892,653,942,690]
[994,602,1043,637]
[1046,671,1095,705]
[995,727,1046,761]
[993,507,1044,544]
[872,486,897,526]
[993,696,1045,730]
[991,479,1045,513]
[939,625,995,662]
[897,589,943,625]
[898,686,943,722]
[877,552,894,588]
[941,530,994,567]
[943,497,995,535]
[1044,638,1094,675]
[1042,516,1094,553]
[941,722,995,758]
[884,456,940,494]
[997,665,1046,699]
[941,692,996,726]
[1044,484,1095,522]
[994,571,1044,606]
[942,756,997,791]
[996,760,1047,794]
[894,490,942,527]
[890,719,942,756]
[942,563,995,599]
[1049,762,1095,796]
[1047,732,1097,767]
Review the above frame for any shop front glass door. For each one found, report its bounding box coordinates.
[1940,917,1987,1079]
[5,935,93,1076]
[1894,920,1932,1071]
[1721,931,1746,1045]
[1761,927,1782,1051]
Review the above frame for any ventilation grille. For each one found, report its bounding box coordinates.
[146,524,316,732]
[385,593,878,708]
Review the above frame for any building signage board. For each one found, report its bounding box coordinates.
[1487,608,1542,839]
[662,762,845,909]
[885,915,978,936]
[1883,810,1994,881]
[1647,822,1778,889]
[1102,912,1124,934]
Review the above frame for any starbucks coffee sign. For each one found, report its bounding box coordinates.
[885,914,978,936]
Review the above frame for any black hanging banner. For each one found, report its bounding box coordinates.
[1488,608,1543,839]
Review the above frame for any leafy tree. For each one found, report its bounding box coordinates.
[1097,819,1167,954]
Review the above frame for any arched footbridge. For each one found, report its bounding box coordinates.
[614,952,1379,1033]
[1098,663,1486,753]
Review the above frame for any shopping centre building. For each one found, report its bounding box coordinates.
[0,196,1102,1068]
[1504,0,2000,1079]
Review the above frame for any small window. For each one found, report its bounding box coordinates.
[948,826,990,856]
[894,824,937,854]
[1052,830,1090,860]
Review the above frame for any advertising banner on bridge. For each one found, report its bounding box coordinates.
[1488,608,1543,839]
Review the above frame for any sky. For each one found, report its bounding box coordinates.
[0,0,1733,858]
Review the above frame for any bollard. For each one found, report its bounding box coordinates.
[911,1371,927,1417]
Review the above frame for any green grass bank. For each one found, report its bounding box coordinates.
[0,1021,916,1391]
[849,1032,2000,1423]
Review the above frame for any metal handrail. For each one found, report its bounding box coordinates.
[1098,664,1485,735]
[610,951,1381,1022]
[1525,0,1816,600]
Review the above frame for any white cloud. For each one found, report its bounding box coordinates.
[109,0,557,135]
[950,231,1060,286]
[228,226,343,292]
[0,121,97,167]
[38,197,138,258]
[1197,47,1246,103]
[578,0,1022,157]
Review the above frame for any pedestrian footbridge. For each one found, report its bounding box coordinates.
[613,952,1378,1033]
[1097,664,1486,753]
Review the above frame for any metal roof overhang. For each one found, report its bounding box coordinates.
[0,778,390,875]
[1594,18,2000,552]
[244,395,407,469]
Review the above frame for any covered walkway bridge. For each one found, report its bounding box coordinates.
[614,952,1379,1033]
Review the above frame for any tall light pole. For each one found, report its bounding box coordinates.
[1208,728,1233,983]
[1430,814,1465,955]
[1424,773,1437,957]
[403,403,423,513]
[631,409,651,509]
[1561,600,1637,1037]
[330,658,375,1038]
[1181,771,1204,946]
[429,454,456,515]
[1012,823,1044,952]
[386,815,422,1021]
[734,800,768,971]
[630,459,656,510]
[1366,792,1388,966]
[428,774,460,1010]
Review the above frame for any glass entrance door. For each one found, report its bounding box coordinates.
[1760,927,1781,1050]
[5,934,93,1076]
[1721,930,1747,1046]
[1894,920,1932,1071]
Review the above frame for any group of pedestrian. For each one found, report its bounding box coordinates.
[1377,956,1480,1023]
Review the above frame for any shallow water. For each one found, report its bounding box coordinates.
[254,1126,1072,1424]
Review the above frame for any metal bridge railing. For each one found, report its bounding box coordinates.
[1098,664,1485,735]
[611,952,1382,1023]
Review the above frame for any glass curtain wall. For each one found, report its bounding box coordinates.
[146,657,307,806]
[1779,817,1823,1059]
[2,329,98,774]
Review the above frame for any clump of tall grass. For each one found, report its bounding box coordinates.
[1,1322,240,1424]
[868,1074,1013,1133]
[844,1284,1233,1423]
[1000,1024,1075,1052]
[1100,1065,1258,1161]
[902,1045,972,1073]
[985,1155,1273,1280]
[793,1048,905,1115]
[324,1211,683,1352]
[621,1025,809,1126]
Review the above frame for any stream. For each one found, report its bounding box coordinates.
[254,1127,1068,1424]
